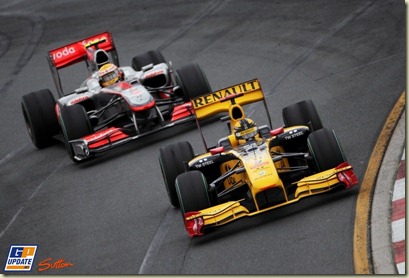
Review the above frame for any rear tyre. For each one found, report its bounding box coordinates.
[176,170,211,216]
[175,63,212,101]
[282,99,323,131]
[307,128,346,172]
[131,50,166,71]
[158,141,194,207]
[59,105,93,162]
[21,89,59,148]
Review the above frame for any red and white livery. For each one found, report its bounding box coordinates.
[21,31,212,162]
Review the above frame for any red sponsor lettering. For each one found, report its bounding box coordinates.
[69,96,89,105]
[38,258,73,272]
[144,70,164,79]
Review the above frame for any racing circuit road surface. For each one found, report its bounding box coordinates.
[0,0,405,274]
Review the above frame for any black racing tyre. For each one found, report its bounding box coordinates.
[158,141,194,208]
[21,89,59,149]
[176,170,211,216]
[307,128,346,172]
[175,63,212,101]
[282,99,323,131]
[59,104,93,162]
[131,50,166,71]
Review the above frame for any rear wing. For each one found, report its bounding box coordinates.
[191,79,273,150]
[47,31,119,97]
[48,31,117,69]
[192,79,270,121]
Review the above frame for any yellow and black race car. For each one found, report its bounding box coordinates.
[159,79,358,237]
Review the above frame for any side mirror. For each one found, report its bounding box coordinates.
[141,63,154,72]
[74,86,88,94]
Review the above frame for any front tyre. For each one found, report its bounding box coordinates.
[307,128,346,172]
[176,170,211,216]
[21,89,60,148]
[158,141,194,208]
[59,104,93,162]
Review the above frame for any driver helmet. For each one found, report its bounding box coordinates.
[98,63,122,87]
[234,118,258,141]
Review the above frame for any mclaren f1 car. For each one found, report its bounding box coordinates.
[158,79,358,237]
[21,31,211,162]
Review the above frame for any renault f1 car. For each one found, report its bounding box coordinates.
[21,31,211,162]
[158,79,358,237]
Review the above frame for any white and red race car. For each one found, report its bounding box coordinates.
[21,31,211,162]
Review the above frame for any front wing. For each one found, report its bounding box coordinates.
[68,113,195,161]
[184,162,358,237]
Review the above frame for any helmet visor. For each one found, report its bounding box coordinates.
[235,126,257,140]
[101,69,119,86]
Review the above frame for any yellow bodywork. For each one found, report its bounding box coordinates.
[186,126,353,229]
[294,164,354,198]
[186,163,354,228]
[183,79,357,236]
